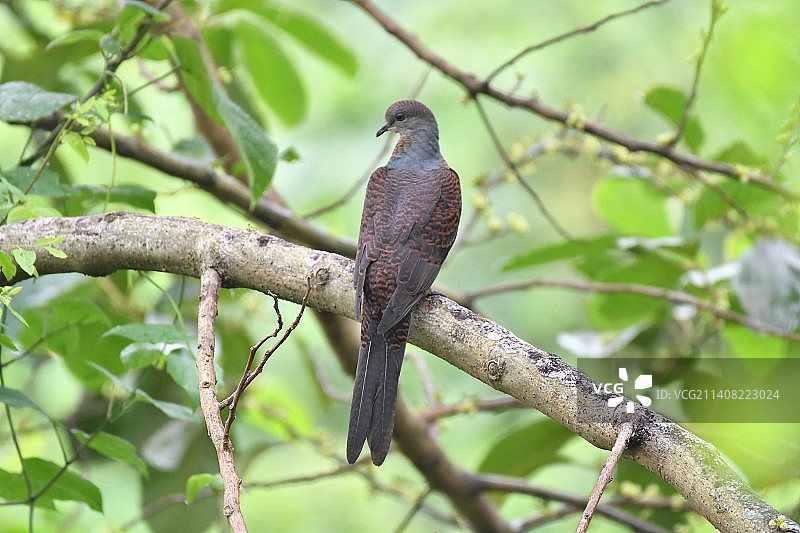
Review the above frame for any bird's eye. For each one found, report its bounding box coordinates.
[395,112,405,121]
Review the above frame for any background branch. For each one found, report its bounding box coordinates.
[349,0,797,200]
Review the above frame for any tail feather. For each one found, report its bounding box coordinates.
[366,337,404,465]
[347,328,406,465]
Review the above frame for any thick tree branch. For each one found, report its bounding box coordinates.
[349,0,797,200]
[1,213,796,533]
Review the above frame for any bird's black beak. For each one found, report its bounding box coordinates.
[376,124,390,137]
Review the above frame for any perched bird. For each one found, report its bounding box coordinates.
[348,100,461,465]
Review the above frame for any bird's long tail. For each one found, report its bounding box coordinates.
[346,318,408,466]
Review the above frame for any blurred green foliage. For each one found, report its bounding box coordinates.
[0,0,799,532]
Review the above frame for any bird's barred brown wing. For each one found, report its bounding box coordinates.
[376,167,461,334]
[354,166,387,321]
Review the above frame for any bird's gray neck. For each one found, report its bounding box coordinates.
[388,128,441,168]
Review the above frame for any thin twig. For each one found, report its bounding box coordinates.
[576,421,635,533]
[463,277,800,340]
[305,351,351,403]
[407,351,438,407]
[479,472,669,533]
[473,97,574,240]
[218,294,282,411]
[768,97,800,181]
[392,488,433,533]
[221,277,312,442]
[450,130,568,255]
[514,504,577,532]
[132,62,181,96]
[682,167,748,219]
[667,0,722,150]
[421,396,523,422]
[196,267,247,532]
[349,0,797,200]
[485,0,672,84]
[246,462,361,489]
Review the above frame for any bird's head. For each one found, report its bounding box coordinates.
[376,99,438,138]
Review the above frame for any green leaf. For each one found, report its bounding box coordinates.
[2,167,69,197]
[644,86,705,151]
[0,176,24,209]
[46,29,104,50]
[87,363,194,420]
[0,81,77,122]
[213,86,278,204]
[43,246,67,259]
[0,333,18,351]
[0,386,52,419]
[0,468,55,510]
[503,235,619,271]
[44,246,67,259]
[137,34,172,61]
[99,33,124,56]
[73,430,148,477]
[479,419,574,503]
[7,204,63,224]
[172,35,222,124]
[87,362,131,390]
[103,323,190,344]
[66,185,157,212]
[135,389,195,420]
[0,289,28,327]
[12,248,37,277]
[694,181,782,229]
[236,18,307,126]
[121,347,165,370]
[166,349,200,406]
[714,141,767,167]
[119,0,171,22]
[0,251,17,281]
[219,1,357,76]
[593,178,672,237]
[63,131,90,162]
[22,458,102,511]
[185,473,222,504]
[35,235,65,246]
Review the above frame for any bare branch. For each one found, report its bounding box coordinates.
[485,0,672,84]
[420,396,523,422]
[461,276,800,340]
[479,472,669,533]
[196,267,247,532]
[576,422,635,533]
